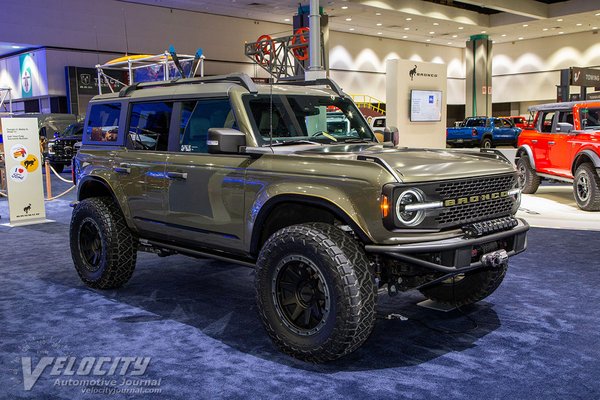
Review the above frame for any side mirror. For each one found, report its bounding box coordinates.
[556,122,573,133]
[207,128,247,154]
[383,126,400,146]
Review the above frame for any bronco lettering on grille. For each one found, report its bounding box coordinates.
[443,191,509,207]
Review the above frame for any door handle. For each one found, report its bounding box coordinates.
[113,163,131,174]
[166,171,188,180]
[549,141,556,145]
[532,140,538,143]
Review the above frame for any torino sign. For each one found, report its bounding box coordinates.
[570,67,600,87]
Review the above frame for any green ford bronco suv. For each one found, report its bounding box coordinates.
[70,73,528,362]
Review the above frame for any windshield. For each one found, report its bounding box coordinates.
[244,94,376,145]
[580,107,600,130]
[60,123,83,138]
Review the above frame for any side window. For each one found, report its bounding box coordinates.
[179,99,237,153]
[501,119,512,128]
[86,103,121,143]
[555,111,574,134]
[128,102,173,151]
[539,111,556,133]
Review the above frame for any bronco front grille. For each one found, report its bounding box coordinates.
[434,174,516,228]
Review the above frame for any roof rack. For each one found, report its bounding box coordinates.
[275,77,346,98]
[118,73,259,97]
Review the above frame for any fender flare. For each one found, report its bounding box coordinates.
[516,145,536,170]
[572,149,600,175]
[249,194,370,255]
[77,175,134,227]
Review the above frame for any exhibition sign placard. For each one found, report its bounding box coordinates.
[1,118,46,226]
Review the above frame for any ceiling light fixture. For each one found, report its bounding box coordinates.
[447,42,452,44]
[518,37,524,40]
[596,12,600,16]
[433,22,439,26]
[11,45,22,49]
[522,24,528,27]
[376,12,381,16]
[341,6,348,9]
[402,35,408,39]
[426,39,431,42]
[452,34,458,38]
[501,34,506,37]
[458,26,464,30]
[557,18,563,22]
[543,28,548,31]
[481,30,487,33]
[349,28,355,31]
[406,17,412,21]
[576,23,582,26]
[377,32,383,35]
[429,31,435,34]
[284,18,290,22]
[376,23,382,26]
[345,17,352,21]
[559,31,564,34]
[404,27,410,30]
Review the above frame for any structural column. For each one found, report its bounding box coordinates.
[465,34,492,117]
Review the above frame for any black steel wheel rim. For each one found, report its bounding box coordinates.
[78,218,103,272]
[577,173,590,202]
[272,255,331,336]
[517,163,527,188]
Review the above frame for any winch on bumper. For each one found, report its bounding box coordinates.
[365,217,529,286]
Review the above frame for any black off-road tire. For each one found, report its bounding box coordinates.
[70,197,138,289]
[50,163,64,173]
[517,155,540,194]
[419,265,508,307]
[480,137,493,149]
[255,223,376,362]
[573,163,600,211]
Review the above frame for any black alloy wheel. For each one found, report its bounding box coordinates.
[78,219,103,272]
[272,255,331,336]
[573,163,600,211]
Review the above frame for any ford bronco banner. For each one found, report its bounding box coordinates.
[1,118,47,226]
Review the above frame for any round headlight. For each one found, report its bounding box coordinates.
[396,189,426,226]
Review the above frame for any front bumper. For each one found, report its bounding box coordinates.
[365,218,529,273]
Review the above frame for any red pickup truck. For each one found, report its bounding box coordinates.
[515,100,600,211]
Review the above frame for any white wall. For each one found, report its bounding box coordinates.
[492,30,600,105]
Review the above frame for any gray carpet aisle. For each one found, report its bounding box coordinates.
[0,175,599,399]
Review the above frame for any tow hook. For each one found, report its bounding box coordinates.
[480,249,509,268]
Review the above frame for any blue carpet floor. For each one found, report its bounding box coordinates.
[0,180,599,399]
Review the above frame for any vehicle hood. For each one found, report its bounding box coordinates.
[295,144,515,183]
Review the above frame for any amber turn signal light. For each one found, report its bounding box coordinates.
[381,194,390,218]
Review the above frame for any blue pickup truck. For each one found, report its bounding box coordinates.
[446,117,521,148]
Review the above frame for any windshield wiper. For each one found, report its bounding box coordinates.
[342,138,374,143]
[268,140,322,147]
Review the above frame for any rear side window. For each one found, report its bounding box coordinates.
[128,102,173,151]
[86,103,121,143]
[179,99,236,153]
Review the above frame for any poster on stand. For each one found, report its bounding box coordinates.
[1,118,47,226]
